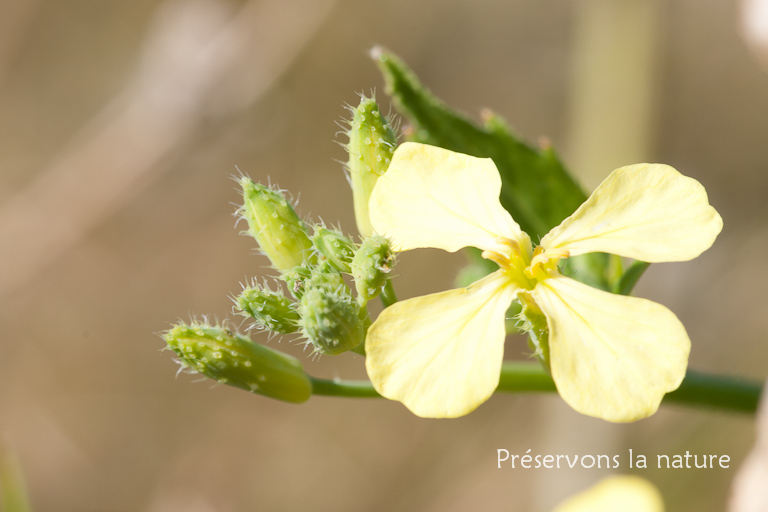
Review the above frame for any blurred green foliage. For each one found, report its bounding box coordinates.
[0,446,32,512]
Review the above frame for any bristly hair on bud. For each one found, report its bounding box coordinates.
[351,235,394,303]
[164,321,312,403]
[237,177,315,271]
[311,226,356,273]
[280,264,312,300]
[235,283,299,335]
[281,260,345,300]
[345,95,397,237]
[298,278,364,356]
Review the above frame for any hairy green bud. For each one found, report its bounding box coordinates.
[165,322,312,403]
[236,286,299,334]
[351,235,394,302]
[307,263,346,291]
[239,178,313,271]
[282,262,345,300]
[298,286,364,355]
[311,226,356,273]
[346,96,397,237]
[281,265,312,299]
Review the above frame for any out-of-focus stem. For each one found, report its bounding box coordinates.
[614,260,651,295]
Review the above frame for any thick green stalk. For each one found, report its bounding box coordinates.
[666,370,762,413]
[310,377,380,397]
[309,362,763,414]
[379,280,398,308]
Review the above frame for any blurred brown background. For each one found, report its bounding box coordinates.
[1,0,767,510]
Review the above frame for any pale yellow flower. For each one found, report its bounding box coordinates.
[365,142,722,421]
[553,476,664,512]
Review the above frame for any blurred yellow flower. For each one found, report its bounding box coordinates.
[365,142,722,421]
[553,476,664,512]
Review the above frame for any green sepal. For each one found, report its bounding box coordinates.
[311,226,356,273]
[238,178,314,271]
[517,292,551,369]
[235,286,299,334]
[346,96,397,237]
[351,235,394,302]
[164,322,312,403]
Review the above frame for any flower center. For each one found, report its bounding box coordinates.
[524,246,570,282]
[481,239,569,290]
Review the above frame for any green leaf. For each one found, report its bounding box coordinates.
[373,47,611,290]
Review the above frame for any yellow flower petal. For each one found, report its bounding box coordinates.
[365,270,518,418]
[531,276,689,422]
[369,142,529,254]
[540,163,722,262]
[553,476,664,512]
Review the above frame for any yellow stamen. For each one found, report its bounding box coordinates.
[525,248,570,280]
[530,248,570,269]
[481,250,510,268]
[496,237,521,254]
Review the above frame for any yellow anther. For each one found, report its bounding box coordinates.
[530,248,570,269]
[496,237,521,254]
[481,250,510,268]
[525,248,570,280]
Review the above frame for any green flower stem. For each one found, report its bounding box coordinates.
[351,304,372,356]
[613,260,651,295]
[309,362,763,414]
[310,376,381,397]
[667,370,762,413]
[496,361,557,392]
[380,280,398,308]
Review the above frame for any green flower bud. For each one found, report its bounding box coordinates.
[236,285,299,334]
[164,322,312,403]
[238,178,313,271]
[311,226,356,273]
[351,235,394,302]
[346,96,397,237]
[298,285,364,355]
[281,264,312,299]
[282,262,345,300]
[308,263,346,291]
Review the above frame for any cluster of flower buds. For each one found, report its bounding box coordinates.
[232,176,394,356]
[164,96,398,394]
